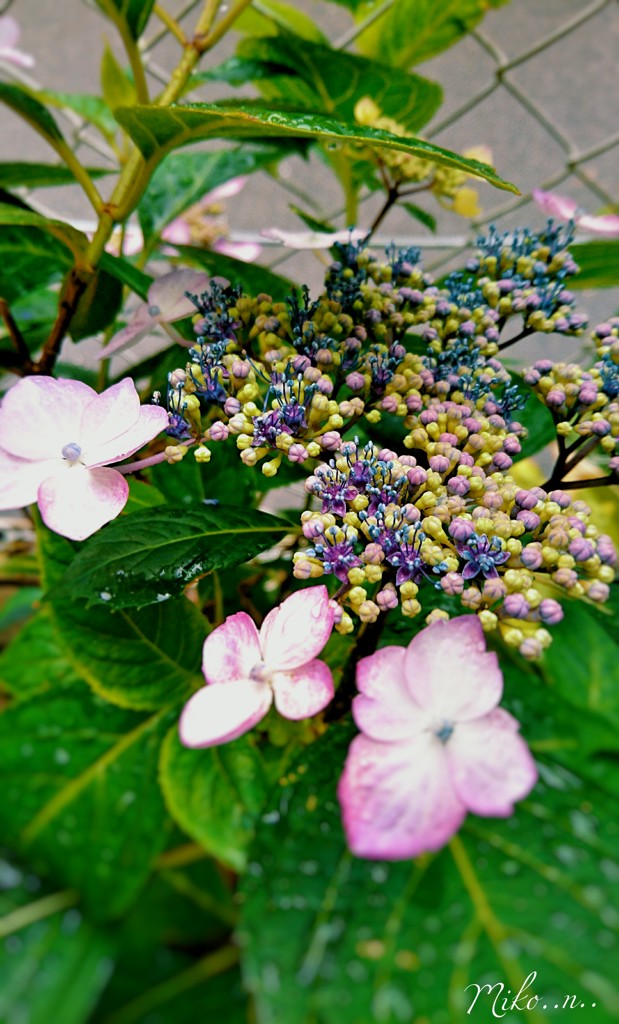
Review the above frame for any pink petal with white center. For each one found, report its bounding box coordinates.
[0,376,95,461]
[353,646,429,742]
[213,239,262,262]
[261,227,368,250]
[447,708,538,817]
[179,678,272,748]
[37,465,129,541]
[0,449,58,511]
[202,611,262,687]
[147,270,209,322]
[338,733,466,860]
[102,304,159,357]
[86,404,169,468]
[259,586,334,671]
[80,378,140,452]
[532,189,579,222]
[576,212,619,237]
[271,658,334,720]
[404,616,503,722]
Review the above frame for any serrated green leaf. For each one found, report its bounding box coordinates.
[0,226,69,302]
[0,866,114,1024]
[95,0,155,39]
[0,82,64,144]
[239,718,619,1023]
[0,203,88,262]
[0,608,79,701]
[52,505,292,611]
[160,727,269,872]
[170,244,296,298]
[139,145,289,243]
[0,691,173,919]
[113,103,519,195]
[34,89,118,141]
[356,0,511,68]
[0,161,111,189]
[236,35,443,134]
[569,240,619,289]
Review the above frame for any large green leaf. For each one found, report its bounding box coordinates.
[94,0,155,38]
[53,505,293,611]
[235,36,443,133]
[235,0,327,42]
[510,373,556,462]
[0,161,111,189]
[0,608,82,701]
[0,866,114,1024]
[99,251,153,300]
[139,144,288,242]
[569,240,619,289]
[239,719,619,1024]
[113,103,519,194]
[171,244,296,298]
[160,727,270,872]
[0,690,173,919]
[0,82,64,145]
[33,90,118,142]
[69,267,124,341]
[0,225,71,302]
[0,203,88,262]
[356,0,511,68]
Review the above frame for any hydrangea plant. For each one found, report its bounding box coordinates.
[0,3,618,1023]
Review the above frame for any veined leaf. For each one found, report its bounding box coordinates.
[69,267,124,341]
[0,203,88,262]
[52,505,293,611]
[0,161,111,189]
[235,0,327,42]
[235,36,443,133]
[0,224,71,302]
[99,251,153,300]
[160,727,270,872]
[239,718,619,1023]
[0,690,173,919]
[0,608,82,701]
[113,102,519,195]
[32,89,118,142]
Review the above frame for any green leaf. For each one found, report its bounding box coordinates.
[402,201,437,232]
[0,586,42,632]
[139,144,288,243]
[101,43,137,111]
[160,727,270,872]
[236,35,443,134]
[235,0,327,42]
[0,867,114,1024]
[69,267,124,341]
[95,0,155,39]
[170,244,296,299]
[0,82,64,145]
[538,600,619,729]
[113,103,519,195]
[99,250,152,300]
[0,203,88,262]
[53,505,292,611]
[34,90,119,142]
[356,0,511,68]
[239,720,619,1023]
[0,225,70,302]
[0,691,173,919]
[0,161,111,189]
[569,240,619,289]
[0,609,80,701]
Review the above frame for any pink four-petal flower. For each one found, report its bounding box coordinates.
[0,376,168,541]
[338,616,537,860]
[533,188,619,237]
[104,269,210,357]
[179,586,335,748]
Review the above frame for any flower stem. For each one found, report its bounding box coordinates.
[0,890,78,940]
[325,613,388,722]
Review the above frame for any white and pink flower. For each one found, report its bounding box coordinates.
[338,616,537,860]
[0,16,34,68]
[104,269,210,358]
[0,376,168,541]
[533,189,619,236]
[179,586,335,747]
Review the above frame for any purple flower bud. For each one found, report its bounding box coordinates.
[208,421,229,442]
[520,638,542,660]
[492,452,513,471]
[516,510,541,531]
[547,490,571,508]
[539,598,564,625]
[579,385,598,405]
[346,372,365,392]
[592,419,611,436]
[503,436,522,455]
[449,518,475,542]
[568,537,595,561]
[231,360,250,379]
[302,518,325,539]
[224,397,241,416]
[407,467,427,486]
[597,534,617,565]
[503,593,530,619]
[545,389,565,408]
[321,431,342,452]
[515,489,538,510]
[440,572,464,596]
[520,544,543,569]
[429,455,450,474]
[380,395,399,413]
[289,443,308,463]
[587,581,610,602]
[448,476,470,496]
